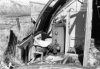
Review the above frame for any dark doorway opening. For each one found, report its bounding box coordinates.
[21,43,30,63]
[92,0,100,47]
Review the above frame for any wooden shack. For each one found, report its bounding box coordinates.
[0,0,96,68]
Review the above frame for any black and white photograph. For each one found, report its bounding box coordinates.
[0,0,100,69]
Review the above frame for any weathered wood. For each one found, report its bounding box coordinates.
[83,0,93,66]
[65,11,70,54]
[16,35,33,49]
[16,35,33,62]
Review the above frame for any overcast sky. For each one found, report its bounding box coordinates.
[29,0,49,4]
[14,0,49,5]
[0,0,49,5]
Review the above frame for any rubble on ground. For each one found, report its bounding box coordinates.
[88,39,100,67]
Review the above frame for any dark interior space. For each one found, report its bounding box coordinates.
[35,0,67,34]
[4,30,17,56]
[21,42,30,63]
[3,30,17,66]
[92,0,100,46]
[75,0,100,65]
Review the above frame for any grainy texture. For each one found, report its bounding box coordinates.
[0,0,30,17]
[83,0,93,66]
[0,16,34,61]
[16,64,95,69]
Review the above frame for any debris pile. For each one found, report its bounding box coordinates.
[88,39,100,67]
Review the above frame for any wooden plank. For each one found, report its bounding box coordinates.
[17,35,33,48]
[83,0,93,66]
[65,11,70,54]
[76,0,87,11]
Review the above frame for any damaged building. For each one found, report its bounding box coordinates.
[1,0,100,69]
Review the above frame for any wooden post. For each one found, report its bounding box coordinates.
[65,11,70,54]
[83,0,93,66]
[16,18,20,31]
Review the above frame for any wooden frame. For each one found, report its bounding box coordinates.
[83,0,93,66]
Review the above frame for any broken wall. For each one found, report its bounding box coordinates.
[55,0,87,48]
[0,16,34,60]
